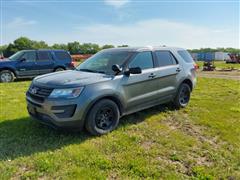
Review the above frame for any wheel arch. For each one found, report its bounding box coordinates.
[0,67,17,77]
[180,78,193,91]
[83,94,125,122]
[53,66,66,71]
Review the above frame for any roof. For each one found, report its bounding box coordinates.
[20,49,67,52]
[103,46,186,52]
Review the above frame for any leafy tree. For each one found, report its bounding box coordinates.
[0,45,7,54]
[51,43,68,50]
[13,37,34,50]
[3,44,18,57]
[118,45,128,47]
[32,40,49,49]
[102,44,114,49]
[67,41,81,54]
[3,37,34,57]
[80,43,100,54]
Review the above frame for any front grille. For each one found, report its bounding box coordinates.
[28,85,53,103]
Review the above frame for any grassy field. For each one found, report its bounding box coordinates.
[197,61,240,70]
[0,77,240,179]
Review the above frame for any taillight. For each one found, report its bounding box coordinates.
[194,63,199,70]
[70,61,75,67]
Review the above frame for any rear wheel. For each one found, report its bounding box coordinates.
[54,67,65,72]
[0,70,15,82]
[85,99,120,135]
[173,83,191,109]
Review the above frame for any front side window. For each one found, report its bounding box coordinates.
[129,52,153,70]
[37,51,52,61]
[21,51,36,62]
[8,51,24,61]
[155,51,177,67]
[77,50,131,75]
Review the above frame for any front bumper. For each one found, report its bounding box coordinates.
[26,92,87,130]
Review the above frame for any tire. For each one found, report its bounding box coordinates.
[54,67,65,72]
[173,83,191,109]
[0,70,15,83]
[85,99,120,136]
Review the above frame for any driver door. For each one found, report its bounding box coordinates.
[16,51,38,76]
[122,51,160,112]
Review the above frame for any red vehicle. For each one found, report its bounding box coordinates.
[226,54,240,64]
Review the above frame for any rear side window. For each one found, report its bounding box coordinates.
[155,51,177,67]
[129,51,153,70]
[55,51,71,61]
[37,51,52,61]
[22,51,36,62]
[178,50,193,63]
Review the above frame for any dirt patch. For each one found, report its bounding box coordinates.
[141,141,154,150]
[163,113,225,149]
[197,71,240,80]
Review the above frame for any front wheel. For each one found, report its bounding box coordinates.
[173,83,191,109]
[0,70,15,83]
[85,99,120,136]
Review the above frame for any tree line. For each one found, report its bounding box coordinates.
[0,37,239,57]
[0,37,128,57]
[188,48,240,54]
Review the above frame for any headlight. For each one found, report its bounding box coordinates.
[49,87,84,99]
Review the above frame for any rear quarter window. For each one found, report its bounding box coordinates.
[178,50,194,63]
[55,51,71,61]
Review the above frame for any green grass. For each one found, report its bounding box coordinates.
[0,78,240,179]
[197,61,240,70]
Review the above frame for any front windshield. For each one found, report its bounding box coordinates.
[9,51,24,61]
[76,50,132,75]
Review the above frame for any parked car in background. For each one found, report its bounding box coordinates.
[0,49,75,82]
[26,46,197,135]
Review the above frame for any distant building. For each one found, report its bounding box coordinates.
[191,52,231,61]
[214,52,230,61]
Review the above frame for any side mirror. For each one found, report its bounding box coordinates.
[124,67,142,76]
[112,64,122,73]
[20,58,26,62]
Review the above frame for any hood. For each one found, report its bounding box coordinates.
[0,58,10,61]
[0,58,11,63]
[34,70,113,87]
[0,58,17,66]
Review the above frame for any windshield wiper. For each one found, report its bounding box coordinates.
[78,69,105,74]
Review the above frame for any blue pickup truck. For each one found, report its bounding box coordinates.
[0,49,75,82]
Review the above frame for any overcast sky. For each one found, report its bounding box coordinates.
[1,0,239,49]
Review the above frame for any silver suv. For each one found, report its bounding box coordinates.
[26,46,197,135]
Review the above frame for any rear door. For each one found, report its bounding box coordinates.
[153,50,181,98]
[16,51,38,76]
[122,51,160,112]
[36,51,55,75]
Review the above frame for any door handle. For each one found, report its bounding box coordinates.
[148,73,156,78]
[176,68,181,72]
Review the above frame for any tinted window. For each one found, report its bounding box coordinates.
[129,52,153,70]
[178,50,193,63]
[55,51,71,61]
[21,51,36,62]
[37,51,52,61]
[155,51,177,67]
